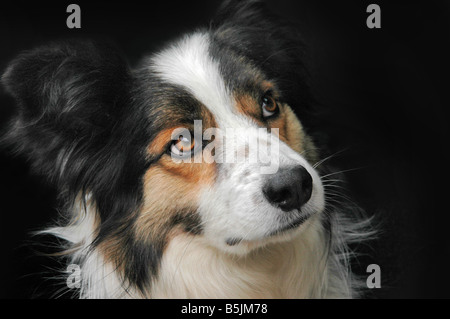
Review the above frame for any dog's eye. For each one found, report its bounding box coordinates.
[171,136,195,157]
[261,94,279,118]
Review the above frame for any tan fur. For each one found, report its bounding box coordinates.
[135,158,216,244]
[234,90,317,164]
[283,104,319,163]
[236,94,265,125]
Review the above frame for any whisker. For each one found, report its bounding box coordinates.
[320,166,366,179]
[323,184,347,191]
[313,148,350,169]
[321,178,344,183]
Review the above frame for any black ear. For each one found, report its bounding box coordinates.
[1,40,135,193]
[212,0,269,29]
[2,40,130,130]
[212,0,263,25]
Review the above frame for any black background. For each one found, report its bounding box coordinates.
[0,0,449,299]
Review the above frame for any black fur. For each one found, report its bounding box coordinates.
[1,40,160,290]
[211,0,313,122]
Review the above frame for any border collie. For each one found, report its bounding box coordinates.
[1,0,373,298]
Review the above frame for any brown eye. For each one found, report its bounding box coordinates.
[171,136,195,157]
[261,94,279,118]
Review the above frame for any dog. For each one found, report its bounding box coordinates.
[1,0,373,298]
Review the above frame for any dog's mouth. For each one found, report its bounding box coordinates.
[225,213,312,247]
[267,214,311,237]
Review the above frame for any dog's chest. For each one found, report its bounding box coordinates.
[149,233,327,298]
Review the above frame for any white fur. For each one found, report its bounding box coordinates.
[198,133,325,254]
[150,32,235,123]
[151,215,333,298]
[41,198,140,299]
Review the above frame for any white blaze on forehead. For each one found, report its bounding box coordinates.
[150,31,236,125]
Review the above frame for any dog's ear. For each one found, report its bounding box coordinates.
[1,41,137,198]
[2,40,130,130]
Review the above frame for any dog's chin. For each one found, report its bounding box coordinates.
[215,212,319,256]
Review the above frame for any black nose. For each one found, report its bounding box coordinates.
[262,166,313,212]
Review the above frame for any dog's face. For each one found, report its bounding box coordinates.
[138,31,325,254]
[2,0,325,289]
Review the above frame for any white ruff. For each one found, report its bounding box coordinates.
[150,215,349,298]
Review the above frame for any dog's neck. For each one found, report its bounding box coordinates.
[149,216,347,298]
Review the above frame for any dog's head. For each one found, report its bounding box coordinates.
[2,0,325,290]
